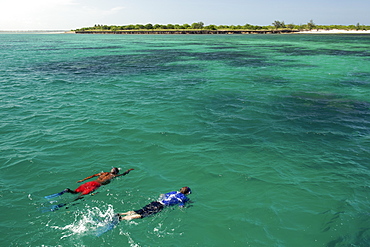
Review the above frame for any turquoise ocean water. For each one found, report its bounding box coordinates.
[1,33,370,246]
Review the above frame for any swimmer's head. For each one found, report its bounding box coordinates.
[180,186,191,195]
[111,167,120,174]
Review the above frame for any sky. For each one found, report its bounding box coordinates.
[0,0,369,30]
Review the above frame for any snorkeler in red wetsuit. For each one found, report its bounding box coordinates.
[64,167,134,198]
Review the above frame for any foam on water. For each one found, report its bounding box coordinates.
[49,204,116,238]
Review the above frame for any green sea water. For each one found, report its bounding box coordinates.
[1,33,370,247]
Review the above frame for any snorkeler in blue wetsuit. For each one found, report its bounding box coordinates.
[117,186,192,221]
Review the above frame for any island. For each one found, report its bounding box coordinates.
[72,21,370,35]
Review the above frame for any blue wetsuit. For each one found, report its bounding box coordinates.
[134,191,189,218]
[159,191,189,207]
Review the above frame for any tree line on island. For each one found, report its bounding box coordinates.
[74,20,370,32]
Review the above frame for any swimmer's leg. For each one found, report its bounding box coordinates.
[72,194,84,201]
[120,211,136,215]
[117,211,142,221]
[44,188,75,199]
[64,188,79,194]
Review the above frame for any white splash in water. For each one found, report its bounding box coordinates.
[49,204,116,239]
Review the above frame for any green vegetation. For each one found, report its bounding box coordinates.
[74,21,370,32]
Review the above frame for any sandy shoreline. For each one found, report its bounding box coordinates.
[297,29,370,34]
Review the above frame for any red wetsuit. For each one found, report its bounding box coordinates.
[75,181,101,195]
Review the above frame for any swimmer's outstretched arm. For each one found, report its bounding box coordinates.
[116,168,134,177]
[77,173,102,183]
